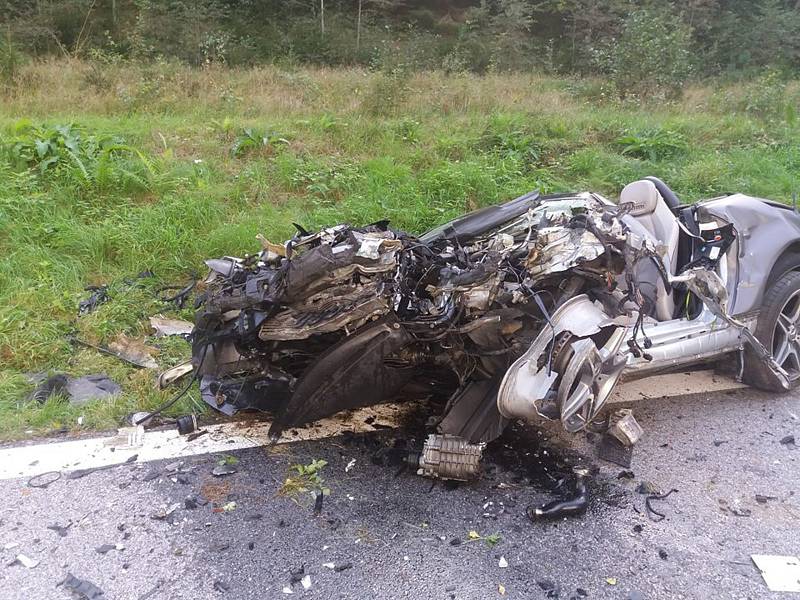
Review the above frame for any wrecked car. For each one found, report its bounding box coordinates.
[187,177,800,480]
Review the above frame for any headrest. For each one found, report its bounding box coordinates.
[619,180,660,216]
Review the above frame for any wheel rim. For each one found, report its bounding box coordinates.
[772,289,800,381]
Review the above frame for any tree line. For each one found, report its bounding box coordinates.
[2,1,800,92]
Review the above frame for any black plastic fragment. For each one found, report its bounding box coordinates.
[60,573,106,599]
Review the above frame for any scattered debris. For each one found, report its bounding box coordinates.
[60,573,106,599]
[176,414,198,435]
[47,523,71,538]
[300,575,312,590]
[718,498,752,517]
[157,280,196,309]
[498,583,506,595]
[605,577,617,585]
[751,554,800,592]
[221,501,237,512]
[755,494,778,504]
[149,316,194,337]
[158,362,194,389]
[151,504,180,520]
[212,465,238,477]
[334,562,353,573]
[345,458,357,473]
[213,580,230,593]
[608,409,644,446]
[598,434,633,468]
[28,471,61,489]
[780,434,796,447]
[527,467,589,521]
[498,556,508,568]
[658,549,668,560]
[282,586,294,594]
[313,491,324,516]
[636,481,660,495]
[95,543,123,554]
[12,554,39,568]
[645,488,679,521]
[79,285,109,316]
[29,373,121,406]
[108,334,159,369]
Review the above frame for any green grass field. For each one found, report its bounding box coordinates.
[1,60,798,439]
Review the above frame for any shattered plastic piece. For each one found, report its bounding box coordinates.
[151,504,180,520]
[345,458,356,473]
[60,573,106,599]
[323,563,335,570]
[212,465,237,477]
[780,434,796,446]
[334,562,353,572]
[78,286,109,316]
[157,361,194,389]
[498,583,506,595]
[300,575,312,590]
[108,334,159,369]
[498,556,508,568]
[607,409,644,446]
[282,587,294,594]
[29,373,121,406]
[66,374,122,406]
[606,577,617,585]
[221,501,237,512]
[14,554,39,568]
[149,316,194,337]
[751,554,800,592]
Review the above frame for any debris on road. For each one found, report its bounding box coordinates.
[645,488,679,521]
[527,467,589,521]
[47,523,71,538]
[95,543,123,554]
[12,554,39,568]
[212,464,237,477]
[498,556,508,568]
[151,503,180,520]
[608,409,644,446]
[300,575,312,590]
[28,470,61,489]
[60,573,106,599]
[780,434,796,447]
[149,315,194,337]
[751,554,800,592]
[213,580,230,593]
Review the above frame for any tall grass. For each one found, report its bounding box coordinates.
[0,59,798,439]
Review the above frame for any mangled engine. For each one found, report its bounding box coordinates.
[192,192,663,478]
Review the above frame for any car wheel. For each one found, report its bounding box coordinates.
[745,271,800,391]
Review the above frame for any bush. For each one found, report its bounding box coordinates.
[593,7,694,100]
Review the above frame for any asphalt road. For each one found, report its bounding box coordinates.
[1,386,798,599]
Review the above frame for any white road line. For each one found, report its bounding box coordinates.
[0,370,746,481]
[0,403,416,481]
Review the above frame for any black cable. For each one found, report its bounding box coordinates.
[133,343,209,426]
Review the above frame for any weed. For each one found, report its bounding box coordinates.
[231,128,289,157]
[466,530,502,546]
[1,121,158,193]
[616,128,688,161]
[279,459,330,504]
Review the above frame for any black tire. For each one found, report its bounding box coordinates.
[745,270,800,391]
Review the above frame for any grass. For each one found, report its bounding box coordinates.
[0,58,799,440]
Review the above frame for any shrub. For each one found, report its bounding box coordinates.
[592,7,694,100]
[1,121,155,192]
[616,128,688,161]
